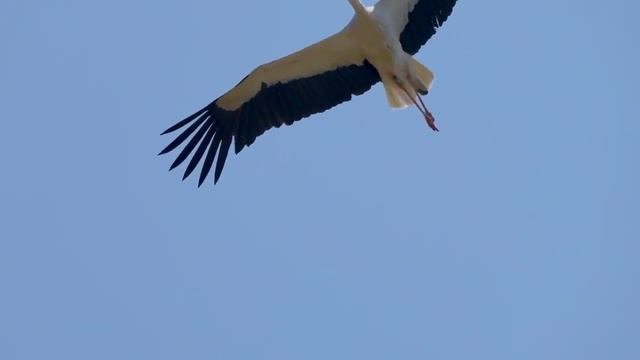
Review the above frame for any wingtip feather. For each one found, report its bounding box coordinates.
[214,136,232,185]
[160,108,208,135]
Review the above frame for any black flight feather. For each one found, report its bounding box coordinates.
[160,61,380,186]
[169,117,211,170]
[399,0,457,55]
[182,123,217,180]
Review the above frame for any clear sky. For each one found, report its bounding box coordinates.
[1,1,638,359]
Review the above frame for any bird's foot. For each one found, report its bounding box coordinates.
[415,92,438,132]
[424,109,438,132]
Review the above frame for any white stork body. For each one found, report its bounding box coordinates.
[160,0,458,186]
[349,0,432,109]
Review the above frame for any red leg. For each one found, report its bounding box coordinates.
[401,86,439,132]
[417,94,438,132]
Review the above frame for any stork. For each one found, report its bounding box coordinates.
[160,0,458,186]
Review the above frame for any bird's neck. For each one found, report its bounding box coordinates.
[348,0,368,17]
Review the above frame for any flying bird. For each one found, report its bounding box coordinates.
[160,0,458,186]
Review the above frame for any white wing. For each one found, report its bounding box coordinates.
[217,29,370,111]
[373,0,457,55]
[160,27,381,185]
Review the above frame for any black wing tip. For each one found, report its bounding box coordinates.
[161,59,382,187]
[400,0,458,54]
[160,107,208,136]
[197,132,232,187]
[160,102,235,187]
[160,126,176,136]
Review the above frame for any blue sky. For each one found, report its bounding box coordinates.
[1,0,638,359]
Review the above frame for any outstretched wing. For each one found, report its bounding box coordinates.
[160,29,380,186]
[374,0,457,55]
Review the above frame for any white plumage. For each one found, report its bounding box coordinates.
[216,31,364,111]
[160,0,458,185]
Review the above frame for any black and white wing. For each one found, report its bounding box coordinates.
[159,30,380,186]
[374,0,457,55]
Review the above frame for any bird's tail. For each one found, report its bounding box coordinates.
[410,56,434,95]
[382,77,413,109]
[382,57,435,109]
